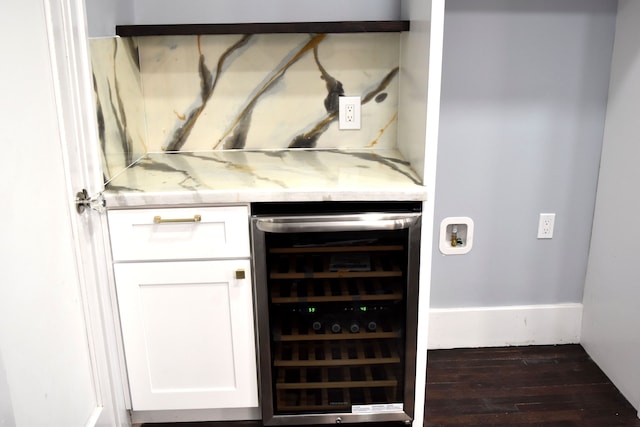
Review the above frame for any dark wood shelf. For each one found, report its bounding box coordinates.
[115,20,409,37]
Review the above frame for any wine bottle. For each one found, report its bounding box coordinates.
[349,321,360,333]
[330,321,342,333]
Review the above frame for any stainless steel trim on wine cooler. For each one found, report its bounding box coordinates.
[254,213,421,234]
[251,205,421,426]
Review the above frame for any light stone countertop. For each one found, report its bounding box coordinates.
[103,149,427,208]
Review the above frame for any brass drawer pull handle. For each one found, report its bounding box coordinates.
[153,214,202,224]
[235,269,246,280]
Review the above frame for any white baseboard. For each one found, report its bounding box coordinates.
[427,303,583,349]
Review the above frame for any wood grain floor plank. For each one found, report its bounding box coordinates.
[425,345,640,427]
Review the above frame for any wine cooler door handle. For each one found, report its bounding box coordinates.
[254,213,421,233]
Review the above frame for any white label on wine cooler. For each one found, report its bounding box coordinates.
[352,403,404,414]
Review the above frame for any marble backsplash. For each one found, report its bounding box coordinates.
[90,32,401,181]
[90,37,147,181]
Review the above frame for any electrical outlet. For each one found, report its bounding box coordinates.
[346,104,355,122]
[537,213,555,239]
[338,96,361,130]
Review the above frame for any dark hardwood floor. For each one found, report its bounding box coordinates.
[425,344,640,426]
[144,344,640,427]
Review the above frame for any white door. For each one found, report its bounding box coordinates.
[0,1,127,426]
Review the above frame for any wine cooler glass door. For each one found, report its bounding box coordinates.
[252,209,421,426]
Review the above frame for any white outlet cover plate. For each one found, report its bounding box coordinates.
[338,96,361,130]
[537,213,555,239]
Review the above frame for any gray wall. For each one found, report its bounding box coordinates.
[133,0,399,25]
[431,0,617,308]
[581,0,640,410]
[85,0,133,37]
[85,0,400,37]
[86,0,400,33]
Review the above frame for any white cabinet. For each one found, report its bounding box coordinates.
[108,206,258,412]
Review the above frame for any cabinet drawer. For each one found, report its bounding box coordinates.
[108,206,249,261]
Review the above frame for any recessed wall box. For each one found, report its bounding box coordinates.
[439,217,474,255]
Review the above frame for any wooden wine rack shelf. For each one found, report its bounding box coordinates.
[272,315,401,342]
[274,340,401,367]
[276,387,398,412]
[275,328,400,342]
[269,253,403,280]
[275,365,399,390]
[271,278,403,303]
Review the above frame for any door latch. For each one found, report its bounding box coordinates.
[75,189,106,214]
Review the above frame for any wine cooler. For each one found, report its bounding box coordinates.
[251,202,421,425]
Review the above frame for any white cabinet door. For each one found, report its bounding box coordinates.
[114,260,258,411]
